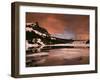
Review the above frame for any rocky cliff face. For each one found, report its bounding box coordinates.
[26,22,51,45]
[26,22,73,50]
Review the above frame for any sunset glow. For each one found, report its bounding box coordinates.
[26,12,89,40]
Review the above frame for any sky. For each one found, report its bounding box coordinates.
[26,12,89,40]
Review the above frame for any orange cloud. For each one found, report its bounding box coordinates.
[26,12,89,40]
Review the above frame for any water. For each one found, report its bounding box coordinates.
[26,45,89,67]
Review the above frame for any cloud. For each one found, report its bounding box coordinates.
[26,12,89,40]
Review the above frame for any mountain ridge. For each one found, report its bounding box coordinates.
[26,22,73,46]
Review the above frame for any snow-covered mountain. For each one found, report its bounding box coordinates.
[26,22,51,43]
[26,22,73,50]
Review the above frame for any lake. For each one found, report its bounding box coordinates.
[26,44,89,67]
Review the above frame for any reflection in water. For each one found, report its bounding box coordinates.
[26,45,89,67]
